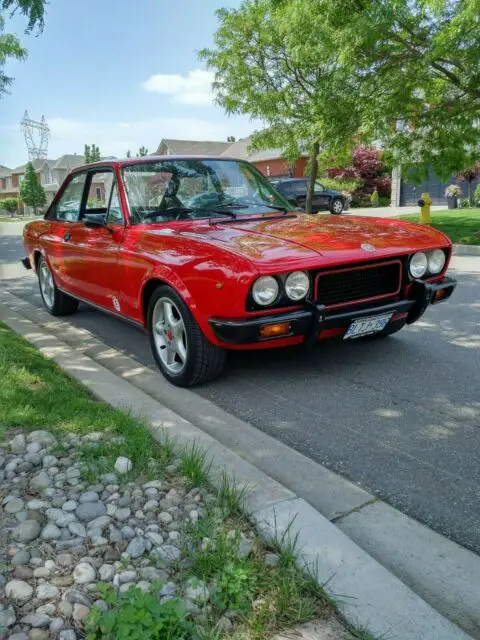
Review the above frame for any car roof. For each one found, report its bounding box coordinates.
[271,178,308,183]
[68,155,250,174]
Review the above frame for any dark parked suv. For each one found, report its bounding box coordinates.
[270,178,348,214]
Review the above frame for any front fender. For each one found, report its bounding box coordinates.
[139,265,197,324]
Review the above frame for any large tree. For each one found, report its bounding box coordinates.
[271,0,480,179]
[19,161,46,215]
[200,1,359,213]
[0,0,46,97]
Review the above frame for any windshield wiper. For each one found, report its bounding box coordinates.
[145,206,237,220]
[236,200,289,213]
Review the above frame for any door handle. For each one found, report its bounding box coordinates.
[63,231,71,241]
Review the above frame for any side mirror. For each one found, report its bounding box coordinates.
[84,214,107,229]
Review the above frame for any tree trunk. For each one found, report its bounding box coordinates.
[305,142,320,214]
[468,180,472,206]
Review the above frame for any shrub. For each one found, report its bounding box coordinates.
[0,197,19,214]
[378,196,390,207]
[445,184,461,198]
[459,197,470,209]
[84,584,192,640]
[458,235,480,245]
[475,183,480,205]
[370,190,379,206]
[319,177,361,194]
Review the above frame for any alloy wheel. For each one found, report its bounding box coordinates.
[39,261,55,309]
[152,297,188,374]
[332,199,343,213]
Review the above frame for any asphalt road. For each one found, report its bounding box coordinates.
[2,222,480,554]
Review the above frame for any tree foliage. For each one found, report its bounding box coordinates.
[0,196,18,214]
[136,146,148,157]
[19,161,46,214]
[203,0,480,193]
[456,161,480,204]
[271,0,480,179]
[200,0,359,212]
[0,0,46,96]
[84,144,101,164]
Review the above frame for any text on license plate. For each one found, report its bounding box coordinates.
[343,313,394,340]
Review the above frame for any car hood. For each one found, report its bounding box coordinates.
[179,213,450,268]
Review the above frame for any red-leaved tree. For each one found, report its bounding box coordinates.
[327,146,391,206]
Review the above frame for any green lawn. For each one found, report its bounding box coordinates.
[399,208,480,245]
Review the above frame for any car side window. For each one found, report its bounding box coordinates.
[314,183,325,193]
[292,181,307,195]
[107,183,124,225]
[55,173,88,222]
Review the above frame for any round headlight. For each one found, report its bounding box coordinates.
[252,276,279,306]
[410,252,428,278]
[428,249,446,274]
[285,271,310,301]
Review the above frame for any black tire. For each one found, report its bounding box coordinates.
[37,256,79,316]
[147,285,226,387]
[330,197,344,214]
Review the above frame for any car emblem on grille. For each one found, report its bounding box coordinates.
[361,243,375,252]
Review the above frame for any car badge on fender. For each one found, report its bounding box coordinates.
[361,243,375,252]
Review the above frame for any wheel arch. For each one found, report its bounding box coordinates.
[140,271,197,329]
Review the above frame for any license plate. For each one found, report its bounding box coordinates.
[343,312,393,340]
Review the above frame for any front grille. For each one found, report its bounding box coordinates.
[315,260,402,308]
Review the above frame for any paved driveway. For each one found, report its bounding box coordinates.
[2,224,480,554]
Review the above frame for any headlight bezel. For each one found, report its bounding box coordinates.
[251,275,280,306]
[409,249,448,279]
[285,270,310,301]
[427,249,446,275]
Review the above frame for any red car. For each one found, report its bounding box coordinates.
[22,156,456,387]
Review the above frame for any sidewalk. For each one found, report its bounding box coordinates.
[345,205,446,218]
[0,288,476,640]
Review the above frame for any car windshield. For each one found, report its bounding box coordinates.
[122,159,292,224]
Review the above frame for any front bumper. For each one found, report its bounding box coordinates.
[210,276,457,345]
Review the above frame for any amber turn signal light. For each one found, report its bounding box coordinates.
[259,322,291,338]
[434,288,448,302]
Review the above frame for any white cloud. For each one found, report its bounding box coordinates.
[142,69,214,106]
[0,114,257,167]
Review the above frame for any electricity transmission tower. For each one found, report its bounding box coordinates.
[21,111,50,161]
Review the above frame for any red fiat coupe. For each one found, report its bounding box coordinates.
[22,156,456,387]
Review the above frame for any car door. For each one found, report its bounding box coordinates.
[41,172,88,294]
[313,182,331,209]
[62,169,125,310]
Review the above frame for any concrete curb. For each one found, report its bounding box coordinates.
[0,300,472,639]
[453,243,480,256]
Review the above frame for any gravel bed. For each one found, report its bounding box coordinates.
[0,429,258,639]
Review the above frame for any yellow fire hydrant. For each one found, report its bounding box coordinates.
[418,192,432,224]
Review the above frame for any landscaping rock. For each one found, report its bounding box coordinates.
[73,562,96,584]
[30,471,52,492]
[5,580,34,603]
[126,536,146,558]
[114,457,132,474]
[20,612,51,627]
[0,604,16,630]
[36,583,60,600]
[11,434,26,454]
[41,523,61,540]
[75,501,106,522]
[12,519,41,543]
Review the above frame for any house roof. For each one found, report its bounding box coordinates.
[221,137,252,160]
[0,165,11,178]
[11,158,52,174]
[156,139,231,156]
[52,154,86,170]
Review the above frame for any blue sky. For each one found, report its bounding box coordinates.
[1,0,256,168]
